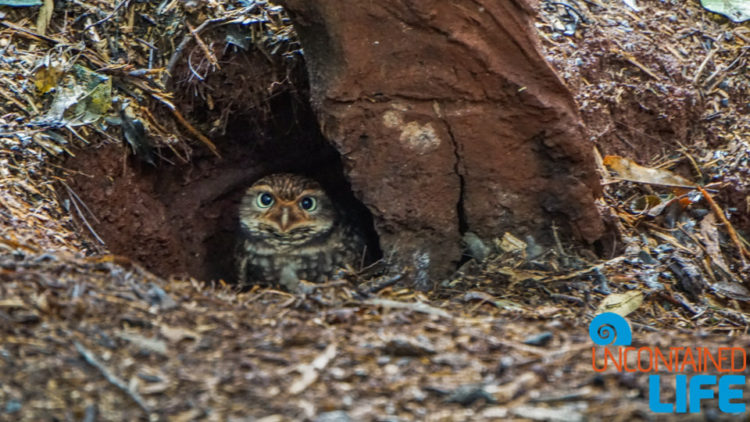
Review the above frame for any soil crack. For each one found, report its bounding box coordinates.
[437,107,468,235]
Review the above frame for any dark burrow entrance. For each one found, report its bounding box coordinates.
[63,75,380,284]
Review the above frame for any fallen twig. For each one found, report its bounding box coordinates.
[133,84,220,157]
[165,17,231,84]
[0,236,38,253]
[0,20,61,44]
[168,106,221,157]
[692,46,719,85]
[84,0,130,30]
[366,274,403,294]
[698,186,750,266]
[365,298,452,319]
[61,182,105,245]
[74,341,151,414]
[186,21,220,70]
[288,343,337,394]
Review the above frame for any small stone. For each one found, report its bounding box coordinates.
[513,404,584,422]
[496,356,514,376]
[481,407,509,418]
[5,399,22,414]
[146,283,177,310]
[382,335,436,356]
[315,411,351,422]
[353,368,368,377]
[462,232,490,262]
[523,332,553,347]
[446,384,498,406]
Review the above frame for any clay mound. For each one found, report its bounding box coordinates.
[1,0,750,420]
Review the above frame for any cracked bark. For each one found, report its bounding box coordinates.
[280,0,605,286]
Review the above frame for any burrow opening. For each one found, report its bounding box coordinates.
[63,42,381,283]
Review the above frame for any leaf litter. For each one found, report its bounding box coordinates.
[0,0,749,420]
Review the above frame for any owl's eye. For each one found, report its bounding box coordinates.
[257,192,274,208]
[299,196,317,211]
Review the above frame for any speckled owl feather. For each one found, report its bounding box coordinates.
[236,173,365,290]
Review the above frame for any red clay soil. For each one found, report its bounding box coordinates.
[64,93,378,282]
[279,0,606,281]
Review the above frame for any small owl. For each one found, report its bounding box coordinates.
[236,173,366,291]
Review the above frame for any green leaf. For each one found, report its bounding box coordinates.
[701,0,750,22]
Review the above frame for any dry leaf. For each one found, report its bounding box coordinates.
[701,0,749,22]
[603,155,696,188]
[117,331,168,356]
[0,298,27,308]
[496,267,546,284]
[34,65,62,95]
[699,213,735,279]
[497,232,527,253]
[596,291,643,317]
[160,325,200,343]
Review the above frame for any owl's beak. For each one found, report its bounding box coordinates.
[279,207,290,231]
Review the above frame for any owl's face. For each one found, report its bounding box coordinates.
[239,174,337,246]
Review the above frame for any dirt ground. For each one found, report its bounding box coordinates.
[1,0,750,421]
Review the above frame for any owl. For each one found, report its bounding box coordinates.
[236,173,366,291]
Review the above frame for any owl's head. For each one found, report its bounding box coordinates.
[239,174,337,245]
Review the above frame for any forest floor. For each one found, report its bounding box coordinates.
[1,0,749,421]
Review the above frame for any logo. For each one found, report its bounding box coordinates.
[589,312,746,414]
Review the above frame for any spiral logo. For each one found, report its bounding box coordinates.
[589,312,632,346]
